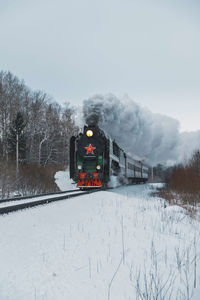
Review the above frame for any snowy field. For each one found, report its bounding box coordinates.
[0,183,200,300]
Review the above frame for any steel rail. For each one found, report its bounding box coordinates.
[0,189,80,204]
[0,189,101,215]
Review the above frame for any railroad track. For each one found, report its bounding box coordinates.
[0,189,101,215]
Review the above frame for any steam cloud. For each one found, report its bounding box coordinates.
[83,94,200,165]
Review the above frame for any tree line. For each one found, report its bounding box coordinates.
[0,71,78,166]
[161,150,200,206]
[0,71,78,197]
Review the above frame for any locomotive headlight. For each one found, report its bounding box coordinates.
[78,165,82,170]
[86,130,93,137]
[96,165,101,170]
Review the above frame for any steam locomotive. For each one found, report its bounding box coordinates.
[70,125,149,188]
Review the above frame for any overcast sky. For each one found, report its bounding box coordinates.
[0,0,199,131]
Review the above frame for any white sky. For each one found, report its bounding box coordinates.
[0,0,199,132]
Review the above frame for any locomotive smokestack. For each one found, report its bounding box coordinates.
[86,118,99,127]
[83,97,103,127]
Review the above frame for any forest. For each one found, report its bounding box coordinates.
[0,71,78,197]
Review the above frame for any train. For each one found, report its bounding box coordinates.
[70,124,149,188]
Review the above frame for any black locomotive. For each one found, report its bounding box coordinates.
[70,125,149,188]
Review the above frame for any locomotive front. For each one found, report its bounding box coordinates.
[70,125,107,188]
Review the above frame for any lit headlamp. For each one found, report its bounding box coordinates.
[86,130,93,137]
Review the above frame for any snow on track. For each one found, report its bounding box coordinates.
[0,184,200,300]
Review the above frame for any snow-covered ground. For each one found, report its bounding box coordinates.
[0,183,200,300]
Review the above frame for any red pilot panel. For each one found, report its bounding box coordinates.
[78,173,102,187]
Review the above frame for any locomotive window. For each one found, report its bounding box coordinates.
[111,160,120,175]
[113,141,120,158]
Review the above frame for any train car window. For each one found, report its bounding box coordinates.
[135,166,141,172]
[128,163,134,170]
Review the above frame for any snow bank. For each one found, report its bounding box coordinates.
[54,169,78,191]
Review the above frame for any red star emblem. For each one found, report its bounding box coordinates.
[85,144,96,155]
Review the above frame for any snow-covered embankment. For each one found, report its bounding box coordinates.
[0,183,199,300]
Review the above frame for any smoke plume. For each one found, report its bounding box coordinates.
[83,94,200,165]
